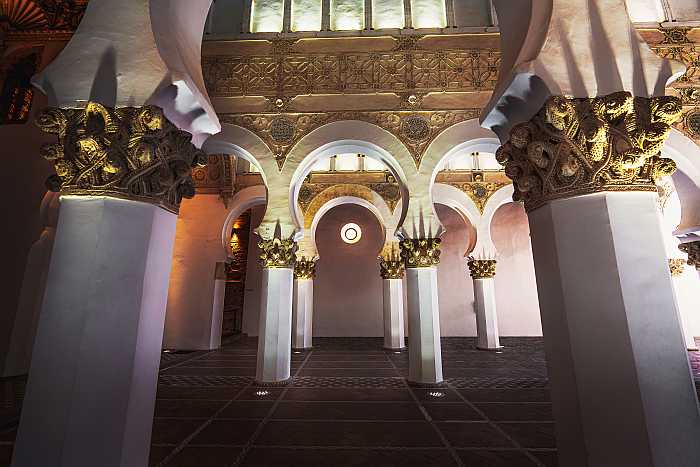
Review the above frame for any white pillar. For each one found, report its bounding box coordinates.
[382,278,406,350]
[256,267,293,383]
[292,278,314,350]
[473,277,502,350]
[12,196,177,467]
[209,262,227,348]
[529,191,700,467]
[405,267,443,384]
[670,260,699,351]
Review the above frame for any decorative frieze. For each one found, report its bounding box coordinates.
[379,250,405,279]
[400,238,441,268]
[468,259,497,279]
[447,180,510,213]
[294,257,317,279]
[679,241,700,270]
[496,92,682,211]
[669,258,686,276]
[258,237,297,269]
[37,102,206,214]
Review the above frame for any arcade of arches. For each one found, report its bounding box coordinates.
[2,1,700,466]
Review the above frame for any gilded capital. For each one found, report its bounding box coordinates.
[37,102,206,214]
[669,258,686,277]
[679,241,700,270]
[468,259,497,279]
[400,238,441,268]
[496,92,682,211]
[294,257,317,279]
[379,249,405,279]
[259,237,296,269]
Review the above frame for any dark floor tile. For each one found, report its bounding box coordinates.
[412,388,463,402]
[163,367,256,377]
[167,446,242,466]
[151,419,204,445]
[217,401,274,419]
[155,400,228,418]
[531,450,559,467]
[149,445,173,466]
[189,420,261,445]
[436,422,516,448]
[283,388,412,402]
[457,449,538,466]
[185,360,257,368]
[256,420,443,447]
[272,402,424,420]
[0,445,12,467]
[304,361,393,368]
[236,388,284,401]
[309,355,388,361]
[0,429,16,443]
[241,447,457,467]
[422,403,485,421]
[476,403,553,421]
[498,423,556,448]
[297,368,400,377]
[458,389,550,403]
[156,386,241,400]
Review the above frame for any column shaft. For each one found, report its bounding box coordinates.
[405,267,442,384]
[529,191,700,467]
[382,278,405,350]
[256,267,293,383]
[670,266,700,351]
[12,197,177,467]
[292,278,314,350]
[473,278,502,350]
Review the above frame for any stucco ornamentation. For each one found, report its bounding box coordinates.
[400,238,441,268]
[294,256,317,279]
[37,102,206,214]
[669,258,686,276]
[258,236,297,269]
[379,249,404,279]
[679,241,700,270]
[496,92,682,212]
[468,259,497,279]
[447,181,510,213]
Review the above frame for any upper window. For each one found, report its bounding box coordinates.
[410,0,446,28]
[250,0,284,32]
[332,0,365,30]
[624,0,665,22]
[373,0,405,29]
[292,0,323,31]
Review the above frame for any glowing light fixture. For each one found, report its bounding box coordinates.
[341,223,362,244]
[255,390,270,397]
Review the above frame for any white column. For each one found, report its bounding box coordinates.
[473,277,502,350]
[382,278,406,350]
[529,191,700,467]
[292,278,314,350]
[256,267,293,383]
[670,261,699,351]
[209,261,227,348]
[406,267,443,384]
[12,196,177,467]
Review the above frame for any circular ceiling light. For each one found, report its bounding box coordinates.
[341,223,362,244]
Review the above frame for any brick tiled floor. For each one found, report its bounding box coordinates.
[1,337,699,467]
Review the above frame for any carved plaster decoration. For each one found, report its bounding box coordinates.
[192,154,234,196]
[468,259,497,279]
[379,249,405,279]
[300,182,401,226]
[294,256,317,279]
[400,238,441,268]
[0,0,88,32]
[37,102,206,214]
[660,27,692,45]
[669,258,686,276]
[221,109,479,169]
[656,176,675,212]
[496,92,683,212]
[447,181,510,213]
[258,236,297,269]
[679,241,700,270]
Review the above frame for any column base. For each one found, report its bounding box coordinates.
[406,379,448,388]
[384,346,406,352]
[255,378,292,387]
[292,346,313,352]
[477,345,504,352]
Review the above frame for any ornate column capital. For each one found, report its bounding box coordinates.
[496,92,682,212]
[679,241,700,270]
[379,249,405,279]
[400,238,441,268]
[259,237,297,269]
[37,102,206,214]
[294,257,317,279]
[669,258,686,277]
[468,259,497,279]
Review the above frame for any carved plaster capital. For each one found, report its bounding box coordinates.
[669,258,686,277]
[37,102,206,214]
[468,259,497,279]
[679,241,700,270]
[496,93,683,212]
[259,237,297,269]
[294,256,317,279]
[379,248,405,279]
[400,238,441,268]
